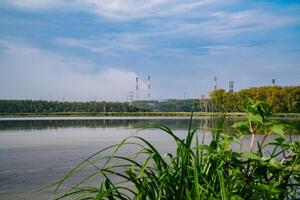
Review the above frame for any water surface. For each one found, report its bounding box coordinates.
[0,116,299,200]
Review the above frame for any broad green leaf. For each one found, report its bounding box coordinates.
[248,113,263,123]
[232,121,248,129]
[232,121,248,134]
[241,152,262,160]
[271,124,285,137]
[230,195,243,200]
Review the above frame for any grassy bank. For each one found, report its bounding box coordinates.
[1,112,300,118]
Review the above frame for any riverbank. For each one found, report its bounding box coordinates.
[1,112,300,118]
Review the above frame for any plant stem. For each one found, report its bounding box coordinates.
[261,133,269,147]
[249,133,255,152]
[248,120,256,152]
[239,137,243,152]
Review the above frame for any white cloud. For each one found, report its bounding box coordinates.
[55,35,144,56]
[5,0,299,36]
[77,0,221,20]
[0,40,147,101]
[5,0,224,19]
[153,9,300,40]
[206,10,299,35]
[7,0,65,9]
[55,38,112,55]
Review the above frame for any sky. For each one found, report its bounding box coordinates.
[0,0,299,101]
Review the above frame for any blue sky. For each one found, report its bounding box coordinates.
[0,0,299,101]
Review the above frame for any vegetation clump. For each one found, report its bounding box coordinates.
[53,101,300,199]
[210,86,300,113]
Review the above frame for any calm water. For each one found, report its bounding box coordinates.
[0,116,299,200]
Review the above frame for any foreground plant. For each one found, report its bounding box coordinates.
[53,102,300,200]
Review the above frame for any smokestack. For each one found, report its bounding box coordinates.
[229,81,234,92]
[214,76,217,90]
[147,75,151,99]
[136,76,139,100]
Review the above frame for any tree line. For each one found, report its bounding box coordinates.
[209,86,300,113]
[133,100,201,112]
[0,100,149,113]
[0,86,299,114]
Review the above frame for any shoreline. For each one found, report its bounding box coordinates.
[0,112,299,118]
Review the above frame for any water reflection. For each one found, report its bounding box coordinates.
[0,117,299,134]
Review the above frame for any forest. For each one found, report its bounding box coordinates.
[0,100,149,113]
[209,86,300,113]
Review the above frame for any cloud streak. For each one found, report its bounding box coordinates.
[53,7,300,58]
[6,0,65,9]
[5,0,222,19]
[55,34,144,57]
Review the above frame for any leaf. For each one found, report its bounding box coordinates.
[193,145,210,150]
[248,113,263,123]
[271,124,285,137]
[232,121,248,129]
[232,121,248,133]
[230,195,243,200]
[268,158,281,169]
[217,170,226,200]
[241,152,262,160]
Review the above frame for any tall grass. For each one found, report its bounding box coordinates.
[52,101,300,199]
